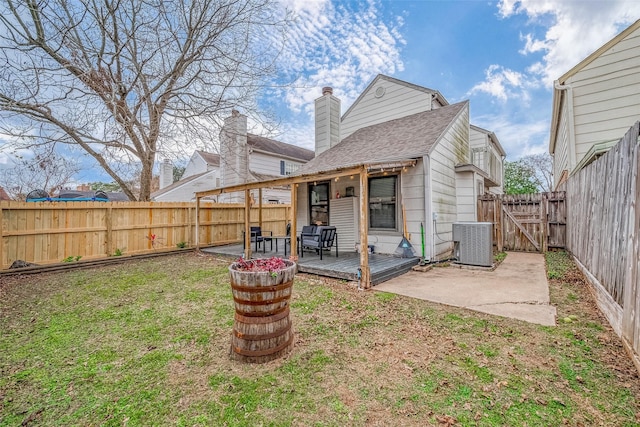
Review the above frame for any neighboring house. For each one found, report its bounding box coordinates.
[152,115,314,202]
[293,75,504,260]
[152,152,220,202]
[549,18,640,189]
[470,125,505,195]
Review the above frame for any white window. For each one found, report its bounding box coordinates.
[369,175,398,230]
[280,161,301,176]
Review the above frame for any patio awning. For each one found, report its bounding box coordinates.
[194,159,418,289]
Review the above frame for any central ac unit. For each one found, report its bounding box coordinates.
[452,222,493,267]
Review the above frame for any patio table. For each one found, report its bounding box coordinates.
[266,236,291,256]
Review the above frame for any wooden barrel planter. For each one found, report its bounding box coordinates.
[229,259,296,363]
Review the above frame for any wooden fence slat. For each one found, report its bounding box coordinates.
[502,206,541,251]
[0,201,291,268]
[564,121,640,372]
[478,193,562,252]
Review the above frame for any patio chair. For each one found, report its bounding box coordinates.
[242,226,272,252]
[296,225,316,252]
[299,225,338,260]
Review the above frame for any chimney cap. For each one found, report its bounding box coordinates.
[322,86,333,96]
[231,109,240,117]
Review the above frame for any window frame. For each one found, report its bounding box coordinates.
[368,174,400,232]
[308,181,330,226]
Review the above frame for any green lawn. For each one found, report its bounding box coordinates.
[0,251,638,426]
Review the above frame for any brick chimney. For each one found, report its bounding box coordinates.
[315,86,341,156]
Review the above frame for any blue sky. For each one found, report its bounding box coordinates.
[3,0,640,185]
[270,0,640,161]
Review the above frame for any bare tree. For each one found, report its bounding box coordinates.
[520,153,553,192]
[0,146,79,200]
[0,0,288,200]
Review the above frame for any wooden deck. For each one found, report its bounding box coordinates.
[200,243,419,285]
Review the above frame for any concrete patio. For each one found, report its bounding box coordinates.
[374,251,557,326]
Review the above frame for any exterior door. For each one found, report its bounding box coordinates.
[309,181,329,225]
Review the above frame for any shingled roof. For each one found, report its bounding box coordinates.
[294,101,468,176]
[248,134,314,162]
[196,151,220,166]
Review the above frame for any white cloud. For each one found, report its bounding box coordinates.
[474,114,549,160]
[277,0,405,117]
[468,65,534,102]
[498,0,640,84]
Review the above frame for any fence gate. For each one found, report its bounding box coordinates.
[477,192,566,252]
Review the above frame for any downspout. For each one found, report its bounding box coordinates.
[423,155,433,262]
[554,81,577,171]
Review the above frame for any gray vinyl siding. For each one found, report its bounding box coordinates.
[455,172,476,222]
[469,127,486,149]
[249,151,305,176]
[397,159,426,255]
[340,80,434,140]
[566,26,640,168]
[249,152,281,175]
[429,105,470,259]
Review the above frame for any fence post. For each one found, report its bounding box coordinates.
[105,205,113,257]
[541,193,548,252]
[622,140,640,362]
[495,196,503,252]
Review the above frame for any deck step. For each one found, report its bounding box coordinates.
[372,258,419,285]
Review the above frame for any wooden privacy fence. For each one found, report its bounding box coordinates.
[565,121,640,369]
[477,192,566,252]
[0,201,291,269]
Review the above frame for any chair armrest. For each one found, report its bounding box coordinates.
[300,232,318,239]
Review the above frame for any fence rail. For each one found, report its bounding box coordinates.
[566,121,640,370]
[0,201,290,269]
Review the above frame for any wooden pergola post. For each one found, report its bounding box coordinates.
[359,166,371,288]
[244,189,251,259]
[258,188,263,230]
[290,183,297,258]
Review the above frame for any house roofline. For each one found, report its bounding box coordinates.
[470,124,506,157]
[549,84,563,154]
[340,74,449,122]
[248,147,310,163]
[427,101,470,156]
[549,19,640,155]
[558,19,640,84]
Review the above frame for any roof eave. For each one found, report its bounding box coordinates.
[249,147,312,163]
[549,84,562,154]
[558,19,640,84]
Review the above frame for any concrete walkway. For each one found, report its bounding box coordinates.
[374,252,557,326]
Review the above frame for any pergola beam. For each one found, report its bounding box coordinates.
[195,166,365,199]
